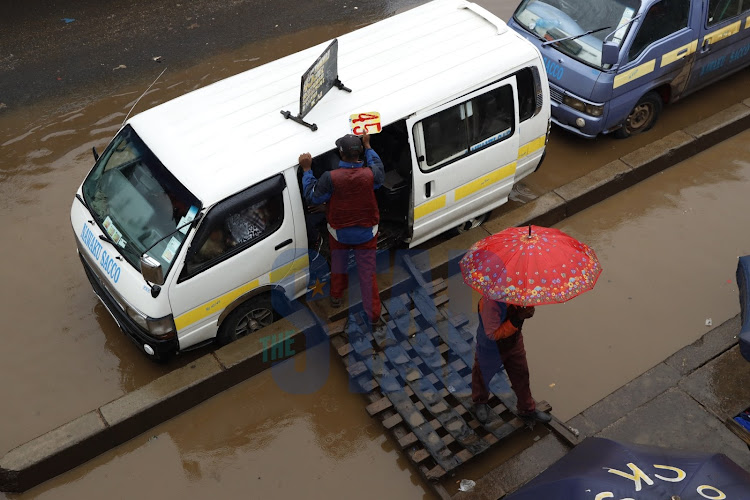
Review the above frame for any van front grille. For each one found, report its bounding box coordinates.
[549,85,564,103]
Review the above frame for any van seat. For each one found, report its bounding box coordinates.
[381,169,407,193]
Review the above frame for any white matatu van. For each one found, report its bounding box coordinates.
[71,0,551,361]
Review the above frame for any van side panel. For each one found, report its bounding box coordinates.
[515,58,551,180]
[607,0,698,128]
[686,1,750,93]
[168,186,298,349]
[408,77,521,247]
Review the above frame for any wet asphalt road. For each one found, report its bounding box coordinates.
[0,0,427,110]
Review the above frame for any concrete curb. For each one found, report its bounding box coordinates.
[2,101,750,493]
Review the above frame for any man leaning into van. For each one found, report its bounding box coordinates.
[299,131,387,338]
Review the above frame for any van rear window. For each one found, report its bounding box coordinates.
[417,85,515,171]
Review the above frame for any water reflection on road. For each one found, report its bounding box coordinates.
[528,129,750,421]
[17,345,428,500]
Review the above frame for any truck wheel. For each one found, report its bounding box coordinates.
[217,295,275,346]
[455,212,490,234]
[615,91,662,139]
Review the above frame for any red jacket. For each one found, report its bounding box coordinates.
[327,166,379,229]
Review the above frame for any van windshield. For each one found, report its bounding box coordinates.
[514,0,640,69]
[82,125,201,275]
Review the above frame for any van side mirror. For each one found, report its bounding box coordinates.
[601,41,620,66]
[92,146,100,161]
[140,255,165,285]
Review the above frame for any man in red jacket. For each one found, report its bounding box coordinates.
[471,296,551,426]
[300,132,385,334]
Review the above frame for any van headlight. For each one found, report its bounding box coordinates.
[126,307,177,339]
[563,95,604,117]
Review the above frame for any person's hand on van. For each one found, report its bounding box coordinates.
[299,152,312,171]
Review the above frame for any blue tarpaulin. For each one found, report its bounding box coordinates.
[504,437,750,500]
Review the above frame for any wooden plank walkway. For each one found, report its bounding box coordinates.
[329,276,556,495]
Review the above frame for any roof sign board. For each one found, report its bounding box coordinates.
[281,39,351,131]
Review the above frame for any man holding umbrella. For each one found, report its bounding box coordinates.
[460,225,603,426]
[472,297,549,425]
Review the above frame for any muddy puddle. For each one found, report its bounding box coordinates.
[12,344,430,499]
[525,129,750,421]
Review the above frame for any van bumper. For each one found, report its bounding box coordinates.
[78,252,179,359]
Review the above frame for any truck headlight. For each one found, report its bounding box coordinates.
[563,95,604,117]
[127,307,177,339]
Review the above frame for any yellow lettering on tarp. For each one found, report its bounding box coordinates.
[594,493,614,500]
[606,463,654,491]
[697,485,726,499]
[653,464,686,482]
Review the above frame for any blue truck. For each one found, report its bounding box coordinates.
[509,0,750,138]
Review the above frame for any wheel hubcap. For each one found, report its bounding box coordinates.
[235,307,273,337]
[628,103,653,131]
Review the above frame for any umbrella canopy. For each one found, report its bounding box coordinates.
[459,225,602,306]
[504,437,750,500]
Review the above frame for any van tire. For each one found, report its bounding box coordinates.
[454,212,490,234]
[615,91,662,139]
[216,295,275,346]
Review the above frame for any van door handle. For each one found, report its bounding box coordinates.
[701,39,711,53]
[676,48,688,57]
[425,181,433,198]
[275,239,293,250]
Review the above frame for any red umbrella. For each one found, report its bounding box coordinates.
[459,225,602,306]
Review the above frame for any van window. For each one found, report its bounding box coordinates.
[81,125,201,275]
[628,0,690,61]
[418,85,515,171]
[517,67,543,122]
[181,180,284,279]
[708,0,750,25]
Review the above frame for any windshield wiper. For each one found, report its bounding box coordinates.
[542,25,611,47]
[76,193,89,210]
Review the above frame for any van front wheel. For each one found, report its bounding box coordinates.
[454,212,490,234]
[615,91,662,139]
[217,295,275,346]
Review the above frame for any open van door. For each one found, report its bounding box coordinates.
[407,77,520,247]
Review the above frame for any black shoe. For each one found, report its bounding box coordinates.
[330,296,343,308]
[473,403,489,424]
[519,409,551,424]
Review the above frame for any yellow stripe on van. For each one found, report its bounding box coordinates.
[455,162,517,201]
[269,255,309,282]
[414,195,446,220]
[746,15,750,29]
[518,135,546,158]
[613,59,656,89]
[703,20,741,45]
[174,279,260,330]
[660,40,698,67]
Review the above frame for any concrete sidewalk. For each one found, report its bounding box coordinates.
[455,314,750,499]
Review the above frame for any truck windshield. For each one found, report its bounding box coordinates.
[514,0,641,69]
[82,125,201,276]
